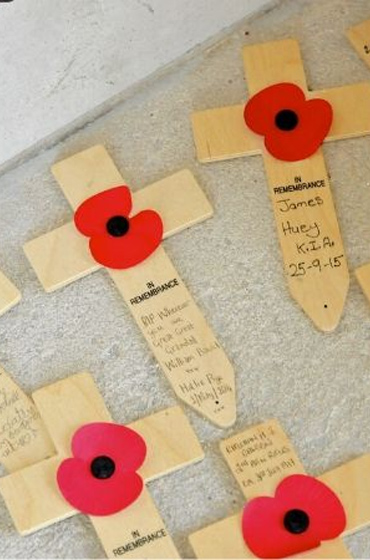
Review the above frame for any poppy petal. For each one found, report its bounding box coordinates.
[264,99,333,161]
[74,186,132,237]
[244,83,305,135]
[57,457,144,515]
[276,475,346,540]
[244,82,333,161]
[71,423,147,472]
[89,209,163,269]
[243,496,320,558]
[242,475,346,559]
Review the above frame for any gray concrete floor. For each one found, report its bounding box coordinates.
[1,0,370,557]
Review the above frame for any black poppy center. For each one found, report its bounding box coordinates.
[106,215,130,237]
[284,509,310,534]
[275,109,299,131]
[90,455,116,479]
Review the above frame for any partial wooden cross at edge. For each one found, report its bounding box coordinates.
[0,271,20,316]
[347,19,370,69]
[189,418,370,558]
[0,371,204,558]
[0,365,54,472]
[23,145,236,428]
[354,264,370,313]
[191,38,370,332]
[347,21,370,320]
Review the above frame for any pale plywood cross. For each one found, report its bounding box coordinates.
[189,419,370,558]
[0,371,204,558]
[191,39,370,332]
[347,20,370,68]
[23,145,236,428]
[0,271,20,316]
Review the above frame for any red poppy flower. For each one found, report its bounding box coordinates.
[57,422,147,516]
[74,186,163,269]
[242,474,346,558]
[244,83,333,161]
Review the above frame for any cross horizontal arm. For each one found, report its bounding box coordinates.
[355,263,370,304]
[132,169,213,235]
[319,454,370,535]
[192,83,370,163]
[0,455,182,558]
[109,246,236,428]
[191,105,262,163]
[52,146,214,230]
[23,223,99,293]
[0,456,75,534]
[33,372,204,473]
[129,404,204,482]
[0,271,21,316]
[24,168,213,293]
[189,512,351,558]
[189,513,248,559]
[318,82,370,141]
[347,19,370,69]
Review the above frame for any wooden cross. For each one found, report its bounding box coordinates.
[191,39,370,332]
[0,271,20,316]
[347,20,370,68]
[23,145,236,428]
[189,419,370,558]
[0,371,204,558]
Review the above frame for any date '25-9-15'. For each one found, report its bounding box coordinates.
[288,255,344,278]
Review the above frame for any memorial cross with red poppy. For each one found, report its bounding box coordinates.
[23,145,236,429]
[191,39,370,332]
[0,372,204,558]
[189,419,370,559]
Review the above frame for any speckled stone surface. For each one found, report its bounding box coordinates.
[0,0,272,168]
[1,0,370,557]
